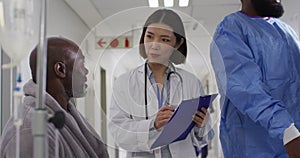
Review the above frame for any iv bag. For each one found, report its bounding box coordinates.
[0,0,40,68]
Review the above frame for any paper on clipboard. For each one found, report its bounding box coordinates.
[150,94,218,149]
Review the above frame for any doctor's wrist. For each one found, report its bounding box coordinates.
[150,119,161,131]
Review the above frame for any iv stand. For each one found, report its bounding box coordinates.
[0,46,2,135]
[31,0,48,157]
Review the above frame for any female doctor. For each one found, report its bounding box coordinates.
[108,9,214,158]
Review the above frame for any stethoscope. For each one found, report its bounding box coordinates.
[144,61,183,120]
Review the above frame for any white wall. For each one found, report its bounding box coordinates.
[21,0,90,83]
[282,0,300,37]
[47,0,90,43]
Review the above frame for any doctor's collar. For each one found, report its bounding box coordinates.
[146,63,172,77]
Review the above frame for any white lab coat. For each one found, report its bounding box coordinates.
[108,64,213,158]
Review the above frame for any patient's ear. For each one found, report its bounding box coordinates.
[54,62,66,78]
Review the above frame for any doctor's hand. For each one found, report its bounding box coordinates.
[154,106,175,129]
[285,136,300,158]
[193,107,208,128]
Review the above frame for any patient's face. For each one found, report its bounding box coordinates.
[71,50,89,98]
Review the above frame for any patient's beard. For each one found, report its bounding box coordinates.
[251,0,284,18]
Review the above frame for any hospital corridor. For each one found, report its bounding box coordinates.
[1,0,300,158]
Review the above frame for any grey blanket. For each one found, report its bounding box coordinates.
[0,80,109,158]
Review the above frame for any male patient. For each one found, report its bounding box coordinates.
[0,37,109,157]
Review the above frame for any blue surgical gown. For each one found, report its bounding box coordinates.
[210,11,300,158]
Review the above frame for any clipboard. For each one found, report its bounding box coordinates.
[150,93,218,149]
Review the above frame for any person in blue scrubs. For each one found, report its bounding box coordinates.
[210,0,300,157]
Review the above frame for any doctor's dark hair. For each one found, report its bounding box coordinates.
[139,9,187,64]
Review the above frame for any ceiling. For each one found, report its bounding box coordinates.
[64,0,300,37]
[62,0,300,80]
[64,0,242,36]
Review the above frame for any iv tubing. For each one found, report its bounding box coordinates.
[13,66,23,158]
